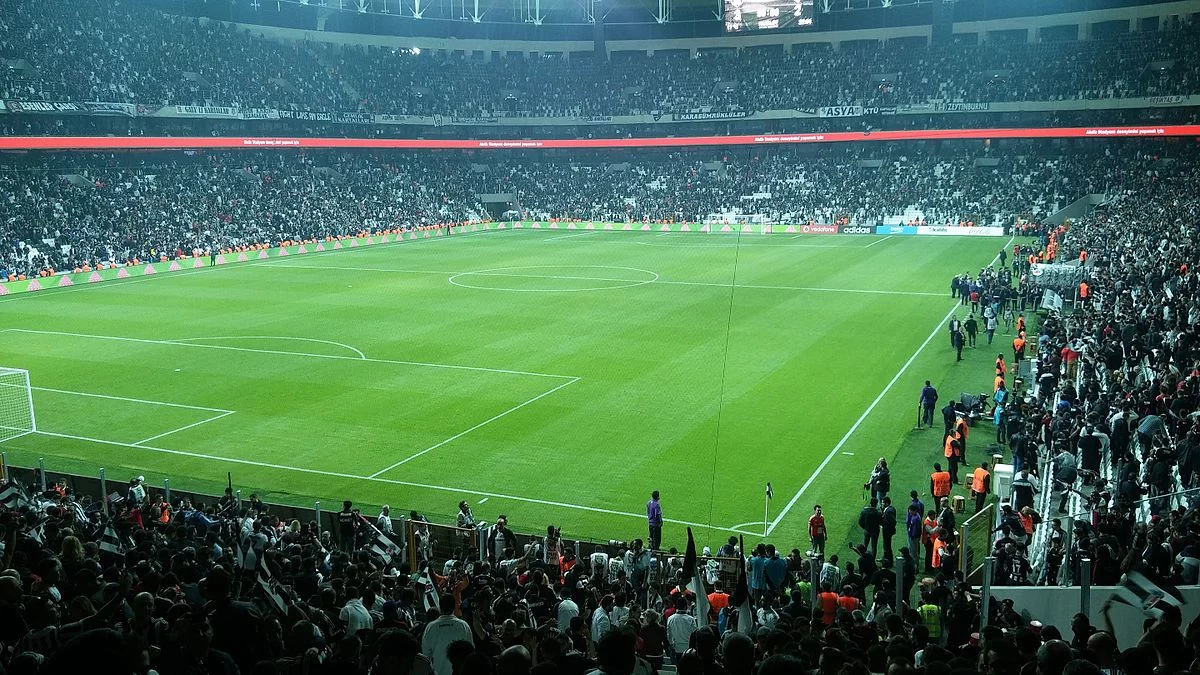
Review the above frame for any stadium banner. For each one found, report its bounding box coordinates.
[838,225,875,235]
[1040,289,1065,313]
[240,108,281,121]
[671,110,752,122]
[817,105,864,118]
[4,125,1200,151]
[0,228,461,296]
[6,95,1198,125]
[277,110,375,125]
[3,100,136,116]
[874,225,918,235]
[916,225,1006,236]
[934,102,991,112]
[175,105,240,119]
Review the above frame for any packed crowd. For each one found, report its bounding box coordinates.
[994,145,1200,592]
[0,144,1197,674]
[1,0,1199,115]
[0,466,1178,675]
[0,146,1126,279]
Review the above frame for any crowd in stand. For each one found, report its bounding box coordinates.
[0,141,1197,674]
[995,146,1200,592]
[0,146,1129,280]
[1,0,1199,115]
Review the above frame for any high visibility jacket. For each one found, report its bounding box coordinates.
[1016,317,1026,333]
[943,434,961,459]
[955,419,969,443]
[931,538,943,569]
[994,375,1005,392]
[1013,337,1026,353]
[972,468,990,494]
[1020,512,1034,535]
[931,471,952,497]
[818,592,839,625]
[919,603,942,638]
[922,515,939,544]
[1080,282,1090,298]
[996,358,1006,375]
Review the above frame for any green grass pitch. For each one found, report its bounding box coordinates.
[0,229,1009,553]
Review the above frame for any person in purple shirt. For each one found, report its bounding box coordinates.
[646,491,662,551]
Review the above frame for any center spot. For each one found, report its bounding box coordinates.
[447,265,660,293]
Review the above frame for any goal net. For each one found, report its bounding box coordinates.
[0,368,36,443]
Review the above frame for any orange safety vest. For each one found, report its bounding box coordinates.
[1080,282,1089,299]
[943,433,962,458]
[1079,250,1088,263]
[1016,317,1026,333]
[994,375,1005,392]
[1013,337,1026,353]
[971,468,989,494]
[922,515,938,544]
[932,471,952,497]
[996,358,1006,375]
[955,418,969,442]
[931,537,943,569]
[818,592,839,625]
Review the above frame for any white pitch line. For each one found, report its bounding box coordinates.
[23,429,761,536]
[765,236,1015,535]
[8,329,574,380]
[172,336,367,360]
[478,497,489,504]
[265,264,943,297]
[132,410,236,446]
[543,232,596,242]
[26,385,234,413]
[864,235,894,248]
[368,377,581,477]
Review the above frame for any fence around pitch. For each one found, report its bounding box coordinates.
[959,501,996,582]
[0,460,745,577]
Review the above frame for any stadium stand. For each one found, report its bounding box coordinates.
[4,0,1200,671]
[0,142,1196,673]
[0,146,1150,281]
[1012,151,1200,590]
[0,0,1198,114]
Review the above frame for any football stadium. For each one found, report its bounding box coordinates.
[1,0,1200,672]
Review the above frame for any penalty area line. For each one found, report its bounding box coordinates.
[131,410,237,446]
[22,429,762,536]
[367,377,581,477]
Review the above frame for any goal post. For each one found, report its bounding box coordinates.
[0,368,36,443]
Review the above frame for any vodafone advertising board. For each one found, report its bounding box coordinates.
[801,224,839,235]
[839,225,874,235]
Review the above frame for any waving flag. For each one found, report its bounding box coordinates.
[683,527,710,624]
[729,535,754,634]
